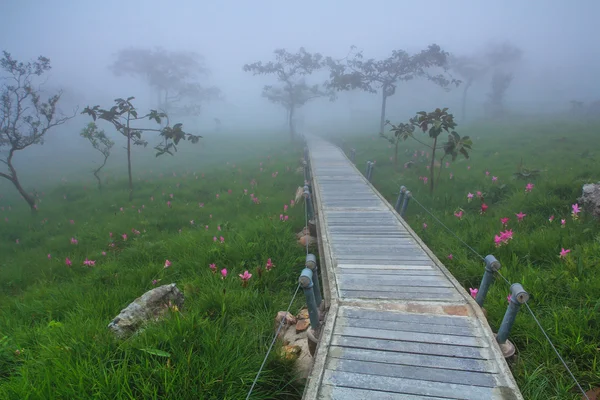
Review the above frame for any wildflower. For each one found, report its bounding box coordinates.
[469,288,478,299]
[220,236,225,243]
[120,207,124,212]
[209,263,217,273]
[423,223,427,229]
[216,194,220,199]
[494,230,514,247]
[228,189,232,194]
[423,177,428,185]
[280,214,284,221]
[47,254,51,259]
[447,254,453,260]
[217,225,221,231]
[122,234,127,241]
[220,268,228,279]
[561,219,566,227]
[525,183,534,192]
[284,204,288,212]
[244,189,248,195]
[516,212,526,222]
[164,260,171,268]
[239,270,252,286]
[83,258,96,267]
[454,210,464,219]
[169,193,174,198]
[549,215,554,222]
[485,171,490,176]
[199,203,204,207]
[500,217,509,226]
[507,294,512,302]
[467,193,474,202]
[167,201,171,208]
[492,176,498,182]
[152,279,158,285]
[572,203,581,219]
[266,258,274,271]
[65,257,72,267]
[205,225,209,230]
[15,239,19,244]
[70,219,75,225]
[559,248,571,258]
[476,191,482,198]
[213,236,217,242]
[284,215,289,221]
[480,203,488,214]
[101,251,106,256]
[449,173,453,180]
[71,237,78,245]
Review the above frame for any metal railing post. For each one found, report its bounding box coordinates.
[303,185,314,220]
[350,148,356,163]
[400,191,412,217]
[305,254,321,307]
[367,161,374,181]
[475,255,501,307]
[496,283,529,357]
[394,186,407,212]
[299,268,320,331]
[365,161,371,177]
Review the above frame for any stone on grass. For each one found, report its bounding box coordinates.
[579,182,600,219]
[108,283,184,338]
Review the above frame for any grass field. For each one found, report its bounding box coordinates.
[0,133,308,399]
[327,117,600,400]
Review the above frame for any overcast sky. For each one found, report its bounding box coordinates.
[1,0,599,126]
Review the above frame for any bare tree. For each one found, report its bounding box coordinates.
[0,51,76,211]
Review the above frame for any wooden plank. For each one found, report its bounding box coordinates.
[334,326,485,347]
[319,384,451,399]
[338,285,454,294]
[341,308,472,328]
[328,346,497,373]
[340,289,460,301]
[337,268,441,276]
[331,335,492,359]
[337,316,481,337]
[326,358,497,387]
[322,370,496,399]
[336,264,434,270]
[339,276,453,287]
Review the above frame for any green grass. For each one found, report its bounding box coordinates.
[0,133,307,399]
[328,118,600,400]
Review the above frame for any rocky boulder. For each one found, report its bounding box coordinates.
[579,182,600,219]
[108,283,184,338]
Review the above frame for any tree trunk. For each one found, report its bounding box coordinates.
[379,88,388,135]
[94,156,108,191]
[126,118,133,201]
[461,79,473,122]
[394,140,399,170]
[429,137,438,194]
[288,104,295,141]
[0,150,37,211]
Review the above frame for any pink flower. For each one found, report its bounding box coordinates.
[244,189,248,195]
[217,225,221,231]
[83,258,96,267]
[239,270,252,285]
[280,214,284,221]
[485,171,490,176]
[220,268,228,279]
[500,217,509,226]
[65,257,72,267]
[454,210,464,219]
[480,203,488,214]
[516,212,526,222]
[167,201,171,208]
[205,225,209,230]
[469,288,478,299]
[70,219,75,225]
[120,207,124,212]
[199,203,204,207]
[423,177,428,185]
[109,232,113,237]
[525,183,534,192]
[164,260,171,268]
[572,203,581,218]
[228,189,232,194]
[476,191,482,198]
[467,166,471,170]
[220,236,225,243]
[216,194,220,199]
[209,263,217,273]
[549,215,555,222]
[449,173,453,179]
[494,229,514,247]
[284,215,289,221]
[561,219,566,227]
[559,248,571,258]
[423,223,427,229]
[47,254,51,259]
[266,258,274,271]
[122,234,127,241]
[467,193,474,202]
[169,193,174,199]
[213,236,217,242]
[445,162,450,168]
[284,204,288,212]
[101,251,106,256]
[507,294,512,303]
[152,279,158,285]
[70,237,78,245]
[447,254,453,260]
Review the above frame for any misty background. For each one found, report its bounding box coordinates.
[1,0,599,194]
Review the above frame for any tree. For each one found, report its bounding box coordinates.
[389,108,471,194]
[327,45,458,135]
[82,97,200,201]
[380,121,414,169]
[449,55,488,122]
[80,122,114,190]
[243,48,333,139]
[111,47,221,117]
[484,71,513,119]
[0,51,76,211]
[482,42,522,119]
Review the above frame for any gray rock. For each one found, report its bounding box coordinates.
[108,283,184,338]
[579,182,600,219]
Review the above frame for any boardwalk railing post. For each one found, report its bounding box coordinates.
[305,253,322,308]
[367,161,374,181]
[350,148,356,163]
[496,283,529,358]
[303,185,314,221]
[475,255,501,307]
[299,268,320,331]
[400,191,412,217]
[394,186,407,212]
[365,161,371,177]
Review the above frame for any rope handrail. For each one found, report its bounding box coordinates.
[407,192,590,400]
[246,150,313,399]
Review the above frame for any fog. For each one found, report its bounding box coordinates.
[1,0,599,195]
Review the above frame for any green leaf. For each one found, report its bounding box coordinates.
[139,348,171,357]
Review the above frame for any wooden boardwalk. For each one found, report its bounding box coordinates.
[302,136,523,400]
